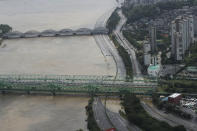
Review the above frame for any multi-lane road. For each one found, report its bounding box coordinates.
[114,10,142,78]
[106,108,142,131]
[93,98,114,130]
[93,1,142,80]
[93,97,141,131]
[94,7,127,79]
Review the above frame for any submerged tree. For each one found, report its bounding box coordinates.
[0,24,12,35]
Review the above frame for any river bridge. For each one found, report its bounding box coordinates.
[0,74,157,95]
[3,27,109,39]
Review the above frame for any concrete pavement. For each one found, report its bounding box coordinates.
[93,98,114,130]
[114,10,142,78]
[93,6,127,79]
[93,97,142,131]
[106,108,142,131]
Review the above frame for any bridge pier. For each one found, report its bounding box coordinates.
[27,91,31,95]
[52,91,56,96]
[1,90,6,94]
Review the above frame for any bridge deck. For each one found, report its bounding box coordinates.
[0,74,157,94]
[3,27,109,39]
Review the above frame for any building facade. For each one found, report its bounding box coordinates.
[171,15,194,61]
[150,26,157,53]
[143,41,151,66]
[168,93,182,105]
[194,15,197,36]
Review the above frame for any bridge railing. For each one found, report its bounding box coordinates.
[0,74,158,84]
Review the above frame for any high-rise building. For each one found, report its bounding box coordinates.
[171,15,194,61]
[194,16,197,36]
[150,26,157,53]
[143,41,151,66]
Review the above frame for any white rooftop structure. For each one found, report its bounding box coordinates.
[147,64,160,77]
[169,93,181,98]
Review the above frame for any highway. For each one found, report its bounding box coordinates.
[93,97,142,131]
[94,6,127,79]
[106,108,142,131]
[141,101,197,131]
[93,98,114,130]
[114,10,142,78]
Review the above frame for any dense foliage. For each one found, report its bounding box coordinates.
[160,80,197,93]
[123,5,159,23]
[0,24,12,35]
[123,0,197,24]
[85,98,101,131]
[107,10,120,33]
[122,30,143,50]
[121,93,186,131]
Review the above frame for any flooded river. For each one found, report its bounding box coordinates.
[0,95,89,131]
[0,0,121,130]
[0,95,122,131]
[0,36,116,76]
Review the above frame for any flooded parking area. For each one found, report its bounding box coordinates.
[0,36,116,76]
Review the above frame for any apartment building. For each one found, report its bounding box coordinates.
[171,15,194,60]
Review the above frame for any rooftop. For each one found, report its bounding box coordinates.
[169,93,181,98]
[148,64,160,71]
[186,66,197,73]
